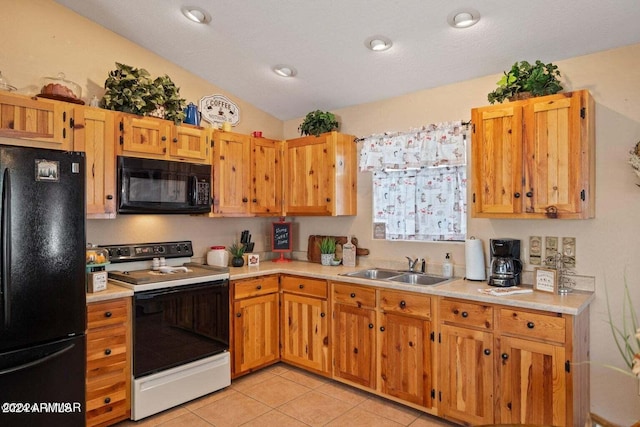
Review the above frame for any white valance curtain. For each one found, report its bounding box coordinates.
[360,121,467,241]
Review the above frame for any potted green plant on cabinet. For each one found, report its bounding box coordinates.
[298,110,339,137]
[317,237,337,266]
[228,242,246,267]
[487,60,563,104]
[100,62,186,123]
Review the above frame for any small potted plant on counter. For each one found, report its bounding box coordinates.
[298,110,339,137]
[228,242,246,267]
[317,237,337,266]
[487,60,563,104]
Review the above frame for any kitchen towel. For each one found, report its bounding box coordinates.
[465,237,486,280]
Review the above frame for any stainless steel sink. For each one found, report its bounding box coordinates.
[387,273,449,286]
[340,268,401,280]
[340,268,452,286]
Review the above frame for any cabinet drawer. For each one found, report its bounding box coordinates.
[87,298,128,330]
[86,371,127,411]
[233,275,278,299]
[440,298,493,329]
[379,290,431,319]
[332,283,376,308]
[499,308,566,344]
[281,275,327,298]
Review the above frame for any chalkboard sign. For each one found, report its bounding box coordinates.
[272,222,292,252]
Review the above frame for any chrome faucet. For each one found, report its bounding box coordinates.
[406,256,419,272]
[406,256,426,273]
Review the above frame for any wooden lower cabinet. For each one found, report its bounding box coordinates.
[333,302,376,388]
[86,297,131,427]
[438,297,590,426]
[379,290,433,409]
[231,275,280,377]
[280,275,330,374]
[439,324,495,425]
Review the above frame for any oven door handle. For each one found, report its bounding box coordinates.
[136,281,228,299]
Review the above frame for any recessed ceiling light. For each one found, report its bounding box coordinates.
[181,6,210,24]
[447,9,480,28]
[273,65,297,78]
[364,35,393,52]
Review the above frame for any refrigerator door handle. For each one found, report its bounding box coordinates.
[1,168,11,329]
[0,342,75,376]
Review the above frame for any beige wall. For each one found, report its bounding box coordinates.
[3,0,640,423]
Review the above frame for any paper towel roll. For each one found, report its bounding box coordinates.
[465,237,486,281]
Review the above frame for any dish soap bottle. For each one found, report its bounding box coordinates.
[342,236,356,267]
[442,253,453,278]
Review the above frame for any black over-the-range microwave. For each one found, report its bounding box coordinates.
[117,156,211,214]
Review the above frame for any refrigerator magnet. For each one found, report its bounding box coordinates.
[35,159,59,182]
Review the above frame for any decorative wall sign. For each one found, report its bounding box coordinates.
[199,94,240,126]
[534,267,558,293]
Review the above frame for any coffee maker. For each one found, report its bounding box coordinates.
[489,238,522,287]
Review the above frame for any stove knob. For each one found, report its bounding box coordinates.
[183,244,190,252]
[176,246,181,252]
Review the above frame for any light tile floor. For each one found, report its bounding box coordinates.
[114,363,458,427]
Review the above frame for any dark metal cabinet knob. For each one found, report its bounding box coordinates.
[527,321,535,329]
[106,195,113,200]
[242,197,248,203]
[256,285,262,290]
[461,311,469,318]
[236,313,242,317]
[526,191,533,198]
[104,397,111,404]
[320,312,326,318]
[484,349,491,356]
[399,301,406,308]
[380,326,385,332]
[299,284,304,289]
[104,348,112,356]
[514,192,521,198]
[104,311,112,318]
[350,293,356,298]
[501,353,509,360]
[368,323,374,329]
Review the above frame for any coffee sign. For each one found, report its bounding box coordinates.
[199,94,240,126]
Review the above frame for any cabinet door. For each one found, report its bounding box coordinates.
[497,336,567,426]
[523,92,586,216]
[73,107,116,217]
[0,92,73,149]
[283,134,333,215]
[333,303,376,388]
[120,115,170,157]
[233,293,279,375]
[212,132,251,215]
[250,137,282,215]
[379,312,432,408]
[281,293,329,373]
[471,105,523,216]
[439,324,494,425]
[169,125,209,163]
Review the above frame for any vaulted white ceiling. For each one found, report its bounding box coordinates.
[55,0,640,120]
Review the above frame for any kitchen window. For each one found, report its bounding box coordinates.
[360,121,467,241]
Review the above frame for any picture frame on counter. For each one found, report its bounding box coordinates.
[534,267,558,293]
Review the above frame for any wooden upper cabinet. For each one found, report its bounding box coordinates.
[118,114,210,163]
[73,106,116,218]
[212,131,250,215]
[283,131,357,216]
[250,136,282,215]
[170,124,209,162]
[119,114,170,158]
[211,130,282,216]
[0,91,73,150]
[472,90,595,219]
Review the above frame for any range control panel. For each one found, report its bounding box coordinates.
[100,241,194,263]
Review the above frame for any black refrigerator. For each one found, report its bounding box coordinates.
[0,145,86,427]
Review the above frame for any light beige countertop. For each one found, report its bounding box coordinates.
[85,261,593,315]
[228,260,594,315]
[86,281,133,303]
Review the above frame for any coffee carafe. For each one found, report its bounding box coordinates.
[489,238,522,287]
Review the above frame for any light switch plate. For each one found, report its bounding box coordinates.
[529,236,542,265]
[544,236,558,267]
[562,237,576,268]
